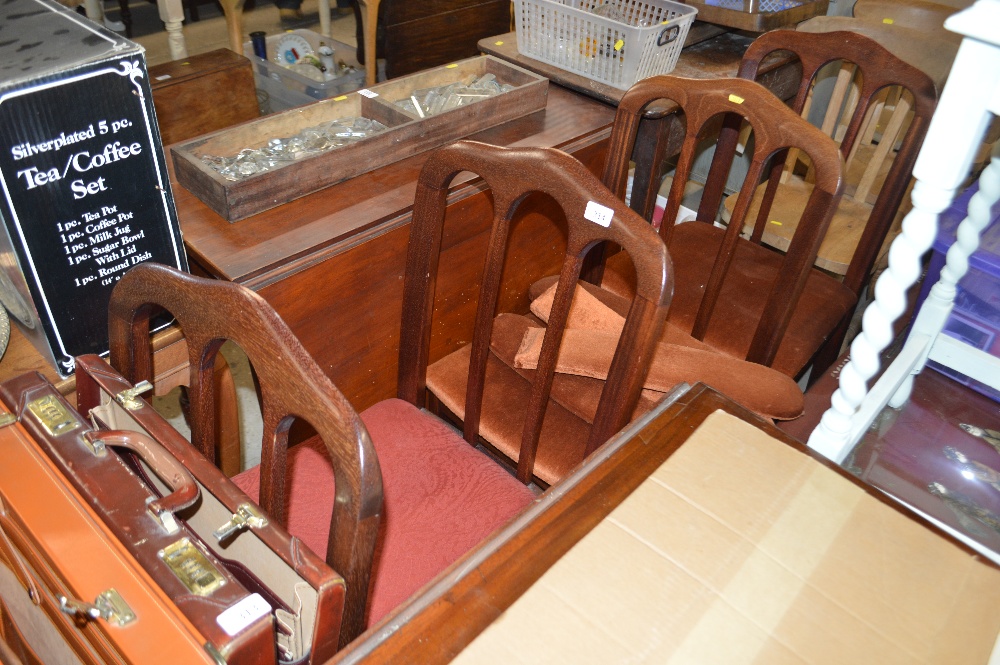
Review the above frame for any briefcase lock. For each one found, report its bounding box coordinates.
[58,588,136,626]
[158,538,227,596]
[115,380,154,411]
[26,395,80,437]
[213,503,268,543]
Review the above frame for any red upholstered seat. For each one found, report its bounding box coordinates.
[110,262,532,646]
[233,398,534,624]
[110,142,666,645]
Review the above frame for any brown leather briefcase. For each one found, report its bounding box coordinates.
[0,395,215,665]
[0,357,345,665]
[72,354,345,664]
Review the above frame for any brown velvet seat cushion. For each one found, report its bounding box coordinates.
[426,340,595,486]
[668,223,856,376]
[513,325,803,420]
[524,283,803,420]
[529,277,717,351]
[533,223,857,377]
[232,398,534,626]
[426,283,803,485]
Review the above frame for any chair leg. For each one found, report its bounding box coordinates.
[807,313,854,386]
[118,0,132,37]
[358,0,381,86]
[219,0,246,54]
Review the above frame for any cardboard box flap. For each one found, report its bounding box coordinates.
[454,410,1000,664]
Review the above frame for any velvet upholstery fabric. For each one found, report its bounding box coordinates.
[666,223,856,376]
[524,283,804,420]
[532,223,857,377]
[530,277,715,351]
[490,313,665,423]
[425,277,805,486]
[232,398,534,626]
[513,326,803,419]
[426,342,594,485]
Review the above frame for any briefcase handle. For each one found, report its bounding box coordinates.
[85,430,200,535]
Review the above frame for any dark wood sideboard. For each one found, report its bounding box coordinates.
[355,0,513,79]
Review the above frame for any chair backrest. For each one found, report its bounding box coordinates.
[107,262,381,647]
[736,29,938,296]
[796,17,958,92]
[397,140,672,483]
[602,75,843,367]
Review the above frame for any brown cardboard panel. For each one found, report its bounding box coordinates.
[452,410,1000,664]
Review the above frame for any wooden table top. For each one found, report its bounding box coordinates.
[0,325,76,395]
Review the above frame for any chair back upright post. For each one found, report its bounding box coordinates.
[735,30,938,297]
[398,140,673,483]
[602,76,844,367]
[107,263,383,647]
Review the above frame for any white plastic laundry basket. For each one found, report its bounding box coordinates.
[513,0,697,90]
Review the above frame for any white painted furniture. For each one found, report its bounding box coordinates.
[808,0,1000,559]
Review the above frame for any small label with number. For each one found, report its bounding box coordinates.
[217,594,271,636]
[358,89,378,98]
[584,201,614,228]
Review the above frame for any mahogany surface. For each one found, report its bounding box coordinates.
[149,49,260,147]
[357,0,512,79]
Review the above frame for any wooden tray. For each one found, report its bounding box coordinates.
[171,56,548,221]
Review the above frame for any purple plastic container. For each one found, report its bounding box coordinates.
[915,182,1000,401]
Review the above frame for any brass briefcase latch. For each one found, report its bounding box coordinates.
[59,588,136,626]
[115,381,153,411]
[213,503,268,542]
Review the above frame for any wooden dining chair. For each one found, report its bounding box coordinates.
[596,75,850,380]
[410,141,673,487]
[718,29,938,375]
[107,261,534,648]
